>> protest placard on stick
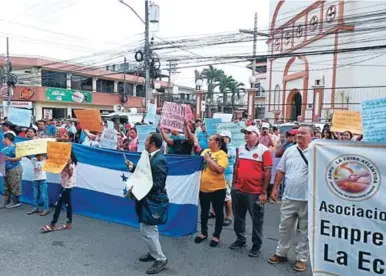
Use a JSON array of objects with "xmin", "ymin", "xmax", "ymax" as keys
[
  {"xmin": 330, "ymin": 110, "xmax": 363, "ymax": 134},
  {"xmin": 160, "ymin": 102, "xmax": 186, "ymax": 132},
  {"xmin": 74, "ymin": 109, "xmax": 103, "ymax": 132},
  {"xmin": 43, "ymin": 142, "xmax": 72, "ymax": 173}
]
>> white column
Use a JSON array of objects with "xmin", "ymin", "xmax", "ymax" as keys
[
  {"xmin": 114, "ymin": 81, "xmax": 118, "ymax": 93},
  {"xmin": 92, "ymin": 77, "xmax": 97, "ymax": 92},
  {"xmin": 133, "ymin": 84, "xmax": 137, "ymax": 96},
  {"xmin": 66, "ymin": 74, "xmax": 72, "ymax": 89}
]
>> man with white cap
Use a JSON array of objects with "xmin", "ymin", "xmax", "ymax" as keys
[
  {"xmin": 259, "ymin": 122, "xmax": 274, "ymax": 148},
  {"xmin": 229, "ymin": 125, "xmax": 273, "ymax": 257},
  {"xmin": 219, "ymin": 130, "xmax": 235, "ymax": 226}
]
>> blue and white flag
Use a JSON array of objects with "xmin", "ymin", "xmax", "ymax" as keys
[{"xmin": 0, "ymin": 136, "xmax": 203, "ymax": 237}]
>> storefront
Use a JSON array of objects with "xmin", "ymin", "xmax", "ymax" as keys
[
  {"xmin": 7, "ymin": 86, "xmax": 144, "ymax": 121},
  {"xmin": 37, "ymin": 87, "xmax": 113, "ymax": 120}
]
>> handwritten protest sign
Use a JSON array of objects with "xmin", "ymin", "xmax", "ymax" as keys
[
  {"xmin": 8, "ymin": 107, "xmax": 32, "ymax": 127},
  {"xmin": 330, "ymin": 110, "xmax": 363, "ymax": 134},
  {"xmin": 204, "ymin": 118, "xmax": 222, "ymax": 136},
  {"xmin": 16, "ymin": 138, "xmax": 56, "ymax": 158},
  {"xmin": 160, "ymin": 102, "xmax": 186, "ymax": 132},
  {"xmin": 43, "ymin": 142, "xmax": 72, "ymax": 173},
  {"xmin": 125, "ymin": 150, "xmax": 153, "ymax": 200},
  {"xmin": 137, "ymin": 125, "xmax": 156, "ymax": 152},
  {"xmin": 213, "ymin": 113, "xmax": 233, "ymax": 122},
  {"xmin": 74, "ymin": 109, "xmax": 103, "ymax": 132},
  {"xmin": 99, "ymin": 128, "xmax": 118, "ymax": 150},
  {"xmin": 144, "ymin": 103, "xmax": 157, "ymax": 124},
  {"xmin": 216, "ymin": 122, "xmax": 245, "ymax": 148},
  {"xmin": 184, "ymin": 104, "xmax": 193, "ymax": 122},
  {"xmin": 360, "ymin": 98, "xmax": 386, "ymax": 142}
]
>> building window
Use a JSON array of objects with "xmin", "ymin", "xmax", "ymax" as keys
[
  {"xmin": 42, "ymin": 108, "xmax": 67, "ymax": 120},
  {"xmin": 136, "ymin": 85, "xmax": 145, "ymax": 97},
  {"xmin": 41, "ymin": 70, "xmax": 67, "ymax": 89},
  {"xmin": 71, "ymin": 75, "xmax": 93, "ymax": 91},
  {"xmin": 255, "ymin": 106, "xmax": 265, "ymax": 119},
  {"xmin": 118, "ymin": 82, "xmax": 133, "ymax": 96},
  {"xmin": 96, "ymin": 79, "xmax": 114, "ymax": 93}
]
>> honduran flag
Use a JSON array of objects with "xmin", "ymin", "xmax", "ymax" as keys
[{"xmin": 0, "ymin": 136, "xmax": 203, "ymax": 237}]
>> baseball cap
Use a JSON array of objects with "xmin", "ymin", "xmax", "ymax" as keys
[
  {"xmin": 261, "ymin": 122, "xmax": 270, "ymax": 129},
  {"xmin": 241, "ymin": 125, "xmax": 260, "ymax": 135},
  {"xmin": 220, "ymin": 130, "xmax": 232, "ymax": 141},
  {"xmin": 287, "ymin": 129, "xmax": 298, "ymax": 136}
]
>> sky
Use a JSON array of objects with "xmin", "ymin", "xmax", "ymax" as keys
[{"xmin": 0, "ymin": 0, "xmax": 270, "ymax": 89}]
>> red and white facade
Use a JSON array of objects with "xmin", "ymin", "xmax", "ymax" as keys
[{"xmin": 266, "ymin": 0, "xmax": 386, "ymax": 122}]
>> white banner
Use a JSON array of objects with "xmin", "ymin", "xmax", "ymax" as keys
[
  {"xmin": 3, "ymin": 101, "xmax": 33, "ymax": 109},
  {"xmin": 309, "ymin": 140, "xmax": 386, "ymax": 276},
  {"xmin": 126, "ymin": 150, "xmax": 153, "ymax": 201}
]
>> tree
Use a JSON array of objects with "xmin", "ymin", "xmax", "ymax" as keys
[
  {"xmin": 230, "ymin": 82, "xmax": 245, "ymax": 111},
  {"xmin": 201, "ymin": 65, "xmax": 222, "ymax": 100}
]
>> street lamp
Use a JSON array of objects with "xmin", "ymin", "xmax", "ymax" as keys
[
  {"xmin": 154, "ymin": 82, "xmax": 161, "ymax": 90},
  {"xmin": 249, "ymin": 75, "xmax": 256, "ymax": 89},
  {"xmin": 195, "ymin": 78, "xmax": 203, "ymax": 90}
]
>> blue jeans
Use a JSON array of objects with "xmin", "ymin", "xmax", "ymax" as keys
[{"xmin": 33, "ymin": 180, "xmax": 49, "ymax": 211}]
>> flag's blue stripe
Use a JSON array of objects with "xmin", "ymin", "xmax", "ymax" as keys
[
  {"xmin": 2, "ymin": 180, "xmax": 198, "ymax": 237},
  {"xmin": 6, "ymin": 135, "xmax": 204, "ymax": 176}
]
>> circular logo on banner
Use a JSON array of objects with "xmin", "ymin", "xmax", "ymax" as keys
[{"xmin": 326, "ymin": 155, "xmax": 381, "ymax": 201}]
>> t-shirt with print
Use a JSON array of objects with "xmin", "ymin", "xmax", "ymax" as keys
[
  {"xmin": 200, "ymin": 149, "xmax": 229, "ymax": 192},
  {"xmin": 1, "ymin": 144, "xmax": 21, "ymax": 172},
  {"xmin": 32, "ymin": 157, "xmax": 47, "ymax": 181},
  {"xmin": 61, "ymin": 163, "xmax": 76, "ymax": 189}
]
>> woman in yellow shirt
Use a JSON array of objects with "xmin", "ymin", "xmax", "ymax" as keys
[{"xmin": 194, "ymin": 134, "xmax": 229, "ymax": 247}]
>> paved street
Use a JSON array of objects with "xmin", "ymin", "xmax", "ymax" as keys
[{"xmin": 0, "ymin": 196, "xmax": 312, "ymax": 276}]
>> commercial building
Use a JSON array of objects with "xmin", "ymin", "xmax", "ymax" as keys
[{"xmin": 0, "ymin": 56, "xmax": 169, "ymax": 120}]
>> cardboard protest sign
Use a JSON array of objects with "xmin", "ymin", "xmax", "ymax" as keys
[
  {"xmin": 360, "ymin": 98, "xmax": 386, "ymax": 142},
  {"xmin": 216, "ymin": 122, "xmax": 245, "ymax": 148},
  {"xmin": 183, "ymin": 104, "xmax": 193, "ymax": 122},
  {"xmin": 213, "ymin": 113, "xmax": 233, "ymax": 122},
  {"xmin": 160, "ymin": 102, "xmax": 188, "ymax": 132},
  {"xmin": 99, "ymin": 128, "xmax": 118, "ymax": 150},
  {"xmin": 125, "ymin": 150, "xmax": 153, "ymax": 200},
  {"xmin": 204, "ymin": 118, "xmax": 222, "ymax": 136},
  {"xmin": 16, "ymin": 138, "xmax": 56, "ymax": 158},
  {"xmin": 43, "ymin": 142, "xmax": 72, "ymax": 173},
  {"xmin": 144, "ymin": 103, "xmax": 157, "ymax": 124},
  {"xmin": 8, "ymin": 107, "xmax": 32, "ymax": 127},
  {"xmin": 330, "ymin": 110, "xmax": 363, "ymax": 134},
  {"xmin": 74, "ymin": 109, "xmax": 103, "ymax": 132},
  {"xmin": 137, "ymin": 125, "xmax": 156, "ymax": 152}
]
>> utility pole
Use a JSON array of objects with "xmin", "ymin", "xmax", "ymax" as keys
[
  {"xmin": 144, "ymin": 0, "xmax": 151, "ymax": 107},
  {"xmin": 123, "ymin": 56, "xmax": 127, "ymax": 97},
  {"xmin": 239, "ymin": 13, "xmax": 270, "ymax": 78},
  {"xmin": 5, "ymin": 37, "xmax": 11, "ymax": 116},
  {"xmin": 166, "ymin": 60, "xmax": 177, "ymax": 95}
]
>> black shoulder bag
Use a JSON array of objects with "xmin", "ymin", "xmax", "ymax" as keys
[{"xmin": 296, "ymin": 147, "xmax": 308, "ymax": 166}]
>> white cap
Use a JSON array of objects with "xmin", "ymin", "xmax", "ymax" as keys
[
  {"xmin": 220, "ymin": 130, "xmax": 232, "ymax": 141},
  {"xmin": 261, "ymin": 122, "xmax": 270, "ymax": 129},
  {"xmin": 241, "ymin": 125, "xmax": 260, "ymax": 136}
]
